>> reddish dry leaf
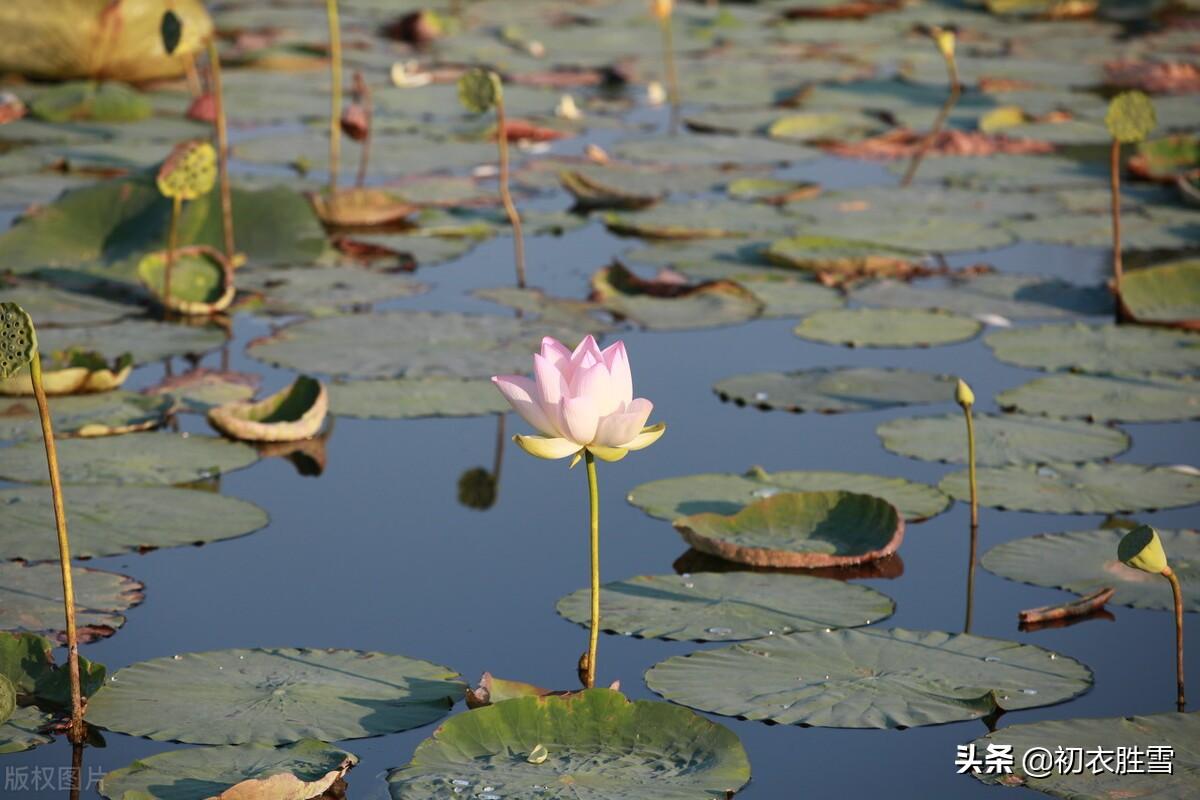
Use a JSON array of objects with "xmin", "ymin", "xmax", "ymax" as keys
[
  {"xmin": 143, "ymin": 368, "xmax": 261, "ymax": 400},
  {"xmin": 978, "ymin": 76, "xmax": 1039, "ymax": 93},
  {"xmin": 186, "ymin": 92, "xmax": 216, "ymax": 123},
  {"xmin": 822, "ymin": 128, "xmax": 1054, "ymax": 160},
  {"xmin": 496, "ymin": 119, "xmax": 570, "ymax": 143},
  {"xmin": 1105, "ymin": 59, "xmax": 1200, "ymax": 94},
  {"xmin": 0, "ymin": 92, "xmax": 27, "ymax": 125},
  {"xmin": 465, "ymin": 672, "xmax": 620, "ymax": 709},
  {"xmin": 510, "ymin": 68, "xmax": 606, "ymax": 89},
  {"xmin": 783, "ymin": 0, "xmax": 906, "ymax": 20},
  {"xmin": 332, "ymin": 237, "xmax": 418, "ymax": 270},
  {"xmin": 1019, "ymin": 587, "xmax": 1115, "ymax": 625},
  {"xmin": 340, "ymin": 103, "xmax": 368, "ymax": 141}
]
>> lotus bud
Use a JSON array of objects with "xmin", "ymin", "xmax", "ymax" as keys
[
  {"xmin": 340, "ymin": 103, "xmax": 369, "ymax": 141},
  {"xmin": 1118, "ymin": 524, "xmax": 1169, "ymax": 575},
  {"xmin": 931, "ymin": 26, "xmax": 956, "ymax": 61},
  {"xmin": 955, "ymin": 378, "xmax": 975, "ymax": 409}
]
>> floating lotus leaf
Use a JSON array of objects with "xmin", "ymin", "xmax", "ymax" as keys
[
  {"xmin": 0, "ymin": 390, "xmax": 171, "ymax": 440},
  {"xmin": 0, "ymin": 674, "xmax": 11, "ymax": 725},
  {"xmin": 726, "ymin": 177, "xmax": 822, "ymax": 205},
  {"xmin": 559, "ymin": 169, "xmax": 663, "ymax": 211},
  {"xmin": 766, "ymin": 235, "xmax": 923, "ymax": 283},
  {"xmin": 940, "ymin": 462, "xmax": 1200, "ymax": 513},
  {"xmin": 1121, "ymin": 259, "xmax": 1200, "ymax": 327},
  {"xmin": 672, "ymin": 491, "xmax": 904, "ymax": 568},
  {"xmin": 997, "ymin": 372, "xmax": 1200, "ymax": 423},
  {"xmin": 768, "ymin": 112, "xmax": 881, "ymax": 142},
  {"xmin": 0, "ymin": 562, "xmax": 142, "ymax": 642},
  {"xmin": 330, "ymin": 378, "xmax": 510, "ymax": 419},
  {"xmin": 982, "ymin": 528, "xmax": 1199, "ymax": 612},
  {"xmin": 888, "ymin": 154, "xmax": 1108, "ymax": 190},
  {"xmin": 137, "ymin": 246, "xmax": 235, "ymax": 315},
  {"xmin": 0, "ymin": 485, "xmax": 268, "ymax": 561},
  {"xmin": 985, "ymin": 323, "xmax": 1200, "ymax": 376},
  {"xmin": 0, "ymin": 707, "xmax": 53, "ymax": 755},
  {"xmin": 473, "ymin": 287, "xmax": 614, "ymax": 337},
  {"xmin": 85, "ymin": 648, "xmax": 465, "ymax": 745},
  {"xmin": 877, "ymin": 413, "xmax": 1130, "ymax": 466},
  {"xmin": 603, "ymin": 200, "xmax": 793, "ymax": 240},
  {"xmin": 736, "ymin": 277, "xmax": 843, "ymax": 317},
  {"xmin": 625, "ymin": 239, "xmax": 780, "ymax": 282},
  {"xmin": 29, "ymin": 81, "xmax": 152, "ymax": 123},
  {"xmin": 629, "ymin": 467, "xmax": 950, "ymax": 523},
  {"xmin": 0, "ymin": 284, "xmax": 137, "ymax": 327},
  {"xmin": 156, "ymin": 140, "xmax": 216, "ymax": 200},
  {"xmin": 614, "ymin": 134, "xmax": 818, "ymax": 166},
  {"xmin": 239, "ymin": 266, "xmax": 427, "ymax": 317},
  {"xmin": 99, "ymin": 739, "xmax": 359, "ymax": 800},
  {"xmin": 1007, "ymin": 206, "xmax": 1200, "ymax": 250},
  {"xmin": 0, "ymin": 302, "xmax": 37, "ymax": 379},
  {"xmin": 646, "ymin": 628, "xmax": 1092, "ymax": 729},
  {"xmin": 145, "ymin": 368, "xmax": 261, "ymax": 413},
  {"xmin": 458, "ymin": 68, "xmax": 501, "ymax": 114},
  {"xmin": 810, "ymin": 215, "xmax": 1015, "ymax": 253},
  {"xmin": 1106, "ymin": 91, "xmax": 1157, "ymax": 144},
  {"xmin": 968, "ymin": 712, "xmax": 1200, "ymax": 798},
  {"xmin": 248, "ymin": 311, "xmax": 573, "ymax": 379},
  {"xmin": 1131, "ymin": 135, "xmax": 1199, "ymax": 181},
  {"xmin": 309, "ymin": 188, "xmax": 418, "ymax": 228},
  {"xmin": 36, "ymin": 319, "xmax": 225, "ymax": 365},
  {"xmin": 590, "ymin": 263, "xmax": 764, "ymax": 331},
  {"xmin": 714, "ymin": 366, "xmax": 955, "ymax": 413},
  {"xmin": 208, "ymin": 376, "xmax": 328, "ymax": 443},
  {"xmin": 387, "ymin": 688, "xmax": 751, "ymax": 800},
  {"xmin": 794, "ymin": 308, "xmax": 982, "ymax": 348},
  {"xmin": 0, "ymin": 433, "xmax": 259, "ymax": 485},
  {"xmin": 556, "ymin": 572, "xmax": 894, "ymax": 642},
  {"xmin": 851, "ymin": 274, "xmax": 1112, "ymax": 320}
]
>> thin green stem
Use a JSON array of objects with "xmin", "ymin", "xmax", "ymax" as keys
[
  {"xmin": 31, "ymin": 352, "xmax": 84, "ymax": 743},
  {"xmin": 584, "ymin": 450, "xmax": 600, "ymax": 689},
  {"xmin": 163, "ymin": 195, "xmax": 182, "ymax": 318},
  {"xmin": 965, "ymin": 405, "xmax": 978, "ymax": 529},
  {"xmin": 494, "ymin": 96, "xmax": 527, "ymax": 288},
  {"xmin": 327, "ymin": 0, "xmax": 343, "ymax": 204},
  {"xmin": 964, "ymin": 520, "xmax": 978, "ymax": 634},
  {"xmin": 208, "ymin": 38, "xmax": 235, "ymax": 262},
  {"xmin": 1164, "ymin": 568, "xmax": 1186, "ymax": 711},
  {"xmin": 901, "ymin": 59, "xmax": 960, "ymax": 187},
  {"xmin": 1111, "ymin": 139, "xmax": 1124, "ymax": 317},
  {"xmin": 660, "ymin": 16, "xmax": 681, "ymax": 135}
]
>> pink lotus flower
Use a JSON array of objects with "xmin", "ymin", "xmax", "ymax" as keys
[{"xmin": 492, "ymin": 335, "xmax": 665, "ymax": 464}]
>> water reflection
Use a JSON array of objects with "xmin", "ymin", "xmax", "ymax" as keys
[
  {"xmin": 673, "ymin": 548, "xmax": 905, "ymax": 581},
  {"xmin": 256, "ymin": 417, "xmax": 335, "ymax": 477},
  {"xmin": 456, "ymin": 414, "xmax": 507, "ymax": 511}
]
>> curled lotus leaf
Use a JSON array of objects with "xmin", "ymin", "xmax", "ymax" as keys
[
  {"xmin": 208, "ymin": 375, "xmax": 328, "ymax": 443},
  {"xmin": 1120, "ymin": 259, "xmax": 1200, "ymax": 328},
  {"xmin": 1105, "ymin": 90, "xmax": 1157, "ymax": 144},
  {"xmin": 458, "ymin": 68, "xmax": 502, "ymax": 114},
  {"xmin": 137, "ymin": 245, "xmax": 235, "ymax": 316},
  {"xmin": 0, "ymin": 302, "xmax": 37, "ymax": 380},
  {"xmin": 156, "ymin": 139, "xmax": 217, "ymax": 200}
]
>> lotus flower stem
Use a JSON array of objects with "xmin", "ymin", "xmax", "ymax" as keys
[
  {"xmin": 901, "ymin": 31, "xmax": 960, "ymax": 188},
  {"xmin": 30, "ymin": 352, "xmax": 85, "ymax": 743},
  {"xmin": 326, "ymin": 0, "xmax": 343, "ymax": 206},
  {"xmin": 163, "ymin": 195, "xmax": 182, "ymax": 319},
  {"xmin": 207, "ymin": 38, "xmax": 235, "ymax": 263},
  {"xmin": 70, "ymin": 740, "xmax": 83, "ymax": 799},
  {"xmin": 354, "ymin": 72, "xmax": 373, "ymax": 189},
  {"xmin": 1164, "ymin": 567, "xmax": 1185, "ymax": 711},
  {"xmin": 1110, "ymin": 139, "xmax": 1124, "ymax": 313},
  {"xmin": 658, "ymin": 13, "xmax": 681, "ymax": 135},
  {"xmin": 493, "ymin": 93, "xmax": 527, "ymax": 288},
  {"xmin": 964, "ymin": 520, "xmax": 978, "ymax": 634},
  {"xmin": 584, "ymin": 449, "xmax": 601, "ymax": 688},
  {"xmin": 964, "ymin": 407, "xmax": 978, "ymax": 528}
]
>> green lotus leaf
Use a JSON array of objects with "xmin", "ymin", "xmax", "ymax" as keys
[
  {"xmin": 0, "ymin": 485, "xmax": 268, "ymax": 561},
  {"xmin": 629, "ymin": 467, "xmax": 950, "ymax": 523},
  {"xmin": 794, "ymin": 308, "xmax": 982, "ymax": 348},
  {"xmin": 646, "ymin": 628, "xmax": 1092, "ymax": 729},
  {"xmin": 86, "ymin": 647, "xmax": 465, "ymax": 745},
  {"xmin": 0, "ymin": 302, "xmax": 37, "ymax": 380},
  {"xmin": 672, "ymin": 491, "xmax": 903, "ymax": 568},
  {"xmin": 624, "ymin": 239, "xmax": 781, "ymax": 282},
  {"xmin": 981, "ymin": 528, "xmax": 1199, "ymax": 612},
  {"xmin": 145, "ymin": 368, "xmax": 260, "ymax": 414},
  {"xmin": 0, "ymin": 674, "xmax": 13, "ymax": 725},
  {"xmin": 241, "ymin": 266, "xmax": 428, "ymax": 317},
  {"xmin": 603, "ymin": 200, "xmax": 795, "ymax": 240},
  {"xmin": 808, "ymin": 215, "xmax": 1015, "ymax": 254},
  {"xmin": 766, "ymin": 235, "xmax": 922, "ymax": 282},
  {"xmin": 30, "ymin": 81, "xmax": 152, "ymax": 123},
  {"xmin": 715, "ymin": 366, "xmax": 955, "ymax": 414},
  {"xmin": 330, "ymin": 378, "xmax": 510, "ymax": 419},
  {"xmin": 99, "ymin": 739, "xmax": 359, "ymax": 800},
  {"xmin": 968, "ymin": 712, "xmax": 1200, "ymax": 798},
  {"xmin": 725, "ymin": 177, "xmax": 822, "ymax": 205},
  {"xmin": 1106, "ymin": 91, "xmax": 1157, "ymax": 144},
  {"xmin": 888, "ymin": 154, "xmax": 1108, "ymax": 190},
  {"xmin": 877, "ymin": 413, "xmax": 1130, "ymax": 466},
  {"xmin": 0, "ymin": 563, "xmax": 141, "ymax": 642},
  {"xmin": 939, "ymin": 462, "xmax": 1200, "ymax": 514},
  {"xmin": 0, "ymin": 707, "xmax": 54, "ymax": 755},
  {"xmin": 457, "ymin": 67, "xmax": 502, "ymax": 114},
  {"xmin": 1121, "ymin": 259, "xmax": 1200, "ymax": 326},
  {"xmin": 851, "ymin": 274, "xmax": 1112, "ymax": 320},
  {"xmin": 387, "ymin": 688, "xmax": 751, "ymax": 800},
  {"xmin": 0, "ymin": 432, "xmax": 259, "ymax": 485},
  {"xmin": 997, "ymin": 372, "xmax": 1200, "ymax": 423},
  {"xmin": 0, "ymin": 631, "xmax": 104, "ymax": 709},
  {"xmin": 735, "ymin": 276, "xmax": 843, "ymax": 317},
  {"xmin": 0, "ymin": 283, "xmax": 138, "ymax": 327},
  {"xmin": 985, "ymin": 323, "xmax": 1200, "ymax": 376},
  {"xmin": 248, "ymin": 311, "xmax": 576, "ymax": 379},
  {"xmin": 614, "ymin": 134, "xmax": 818, "ymax": 166},
  {"xmin": 1007, "ymin": 206, "xmax": 1199, "ymax": 250},
  {"xmin": 558, "ymin": 169, "xmax": 663, "ymax": 211},
  {"xmin": 137, "ymin": 246, "xmax": 233, "ymax": 315},
  {"xmin": 208, "ymin": 375, "xmax": 328, "ymax": 443},
  {"xmin": 1132, "ymin": 134, "xmax": 1199, "ymax": 181},
  {"xmin": 0, "ymin": 391, "xmax": 172, "ymax": 441},
  {"xmin": 35, "ymin": 319, "xmax": 226, "ymax": 366},
  {"xmin": 557, "ymin": 572, "xmax": 894, "ymax": 642},
  {"xmin": 473, "ymin": 287, "xmax": 614, "ymax": 336},
  {"xmin": 590, "ymin": 263, "xmax": 764, "ymax": 331}
]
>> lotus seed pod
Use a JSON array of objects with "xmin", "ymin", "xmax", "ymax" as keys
[
  {"xmin": 156, "ymin": 139, "xmax": 217, "ymax": 200},
  {"xmin": 955, "ymin": 378, "xmax": 975, "ymax": 408},
  {"xmin": 1118, "ymin": 524, "xmax": 1169, "ymax": 575},
  {"xmin": 651, "ymin": 0, "xmax": 674, "ymax": 20},
  {"xmin": 1106, "ymin": 91, "xmax": 1157, "ymax": 144},
  {"xmin": 458, "ymin": 67, "xmax": 501, "ymax": 114},
  {"xmin": 0, "ymin": 302, "xmax": 37, "ymax": 380}
]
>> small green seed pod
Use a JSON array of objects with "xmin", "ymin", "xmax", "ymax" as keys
[
  {"xmin": 0, "ymin": 302, "xmax": 37, "ymax": 379},
  {"xmin": 458, "ymin": 67, "xmax": 502, "ymax": 114},
  {"xmin": 1105, "ymin": 91, "xmax": 1157, "ymax": 144}
]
